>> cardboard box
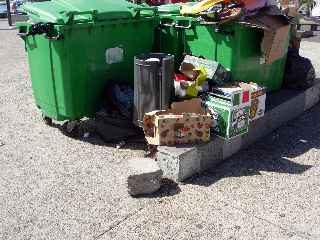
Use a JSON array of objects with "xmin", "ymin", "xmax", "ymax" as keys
[
  {"xmin": 250, "ymin": 87, "xmax": 266, "ymax": 121},
  {"xmin": 203, "ymin": 84, "xmax": 251, "ymax": 139},
  {"xmin": 143, "ymin": 98, "xmax": 212, "ymax": 146},
  {"xmin": 211, "ymin": 83, "xmax": 252, "ymax": 108},
  {"xmin": 180, "ymin": 55, "xmax": 231, "ymax": 85},
  {"xmin": 239, "ymin": 13, "xmax": 290, "ymax": 64},
  {"xmin": 203, "ymin": 94, "xmax": 250, "ymax": 139},
  {"xmin": 239, "ymin": 82, "xmax": 267, "ymax": 122}
]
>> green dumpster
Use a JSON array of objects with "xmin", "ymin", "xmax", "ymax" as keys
[
  {"xmin": 157, "ymin": 4, "xmax": 290, "ymax": 91},
  {"xmin": 17, "ymin": 0, "xmax": 158, "ymax": 121}
]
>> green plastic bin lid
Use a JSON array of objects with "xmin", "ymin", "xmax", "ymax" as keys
[
  {"xmin": 157, "ymin": 2, "xmax": 195, "ymax": 15},
  {"xmin": 22, "ymin": 0, "xmax": 155, "ymax": 24}
]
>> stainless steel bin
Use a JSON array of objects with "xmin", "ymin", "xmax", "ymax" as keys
[{"xmin": 133, "ymin": 53, "xmax": 174, "ymax": 127}]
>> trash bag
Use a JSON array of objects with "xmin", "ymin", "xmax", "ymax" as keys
[
  {"xmin": 110, "ymin": 84, "xmax": 134, "ymax": 119},
  {"xmin": 240, "ymin": 0, "xmax": 267, "ymax": 11},
  {"xmin": 283, "ymin": 48, "xmax": 315, "ymax": 90}
]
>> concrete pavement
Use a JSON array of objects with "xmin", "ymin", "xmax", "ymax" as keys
[{"xmin": 0, "ymin": 19, "xmax": 320, "ymax": 240}]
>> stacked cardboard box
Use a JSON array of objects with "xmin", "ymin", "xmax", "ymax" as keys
[{"xmin": 203, "ymin": 84, "xmax": 251, "ymax": 139}]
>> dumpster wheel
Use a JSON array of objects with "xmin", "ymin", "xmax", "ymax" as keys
[{"xmin": 62, "ymin": 120, "xmax": 81, "ymax": 138}]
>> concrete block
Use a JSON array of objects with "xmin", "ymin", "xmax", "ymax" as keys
[
  {"xmin": 304, "ymin": 80, "xmax": 320, "ymax": 110},
  {"xmin": 157, "ymin": 82, "xmax": 320, "ymax": 182},
  {"xmin": 157, "ymin": 146, "xmax": 198, "ymax": 182},
  {"xmin": 199, "ymin": 138, "xmax": 224, "ymax": 172},
  {"xmin": 223, "ymin": 137, "xmax": 242, "ymax": 159},
  {"xmin": 178, "ymin": 148, "xmax": 200, "ymax": 181},
  {"xmin": 241, "ymin": 116, "xmax": 267, "ymax": 149},
  {"xmin": 127, "ymin": 158, "xmax": 163, "ymax": 196}
]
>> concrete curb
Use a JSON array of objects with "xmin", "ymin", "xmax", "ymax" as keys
[{"xmin": 157, "ymin": 81, "xmax": 320, "ymax": 182}]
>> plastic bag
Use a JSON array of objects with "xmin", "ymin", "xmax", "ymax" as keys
[
  {"xmin": 186, "ymin": 66, "xmax": 208, "ymax": 97},
  {"xmin": 283, "ymin": 48, "xmax": 315, "ymax": 90},
  {"xmin": 111, "ymin": 84, "xmax": 134, "ymax": 119}
]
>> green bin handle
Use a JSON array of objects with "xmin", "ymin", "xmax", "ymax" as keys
[
  {"xmin": 131, "ymin": 7, "xmax": 158, "ymax": 17},
  {"xmin": 175, "ymin": 19, "xmax": 193, "ymax": 29},
  {"xmin": 160, "ymin": 18, "xmax": 175, "ymax": 27},
  {"xmin": 66, "ymin": 10, "xmax": 98, "ymax": 24}
]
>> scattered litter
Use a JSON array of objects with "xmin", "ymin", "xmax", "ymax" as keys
[
  {"xmin": 65, "ymin": 121, "xmax": 78, "ymax": 133},
  {"xmin": 83, "ymin": 132, "xmax": 90, "ymax": 139},
  {"xmin": 116, "ymin": 141, "xmax": 126, "ymax": 149},
  {"xmin": 174, "ymin": 55, "xmax": 230, "ymax": 99},
  {"xmin": 145, "ymin": 145, "xmax": 158, "ymax": 158},
  {"xmin": 180, "ymin": 55, "xmax": 231, "ymax": 86},
  {"xmin": 111, "ymin": 84, "xmax": 134, "ymax": 120}
]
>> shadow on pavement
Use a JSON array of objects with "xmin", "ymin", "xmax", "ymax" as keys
[
  {"xmin": 185, "ymin": 104, "xmax": 320, "ymax": 187},
  {"xmin": 133, "ymin": 178, "xmax": 181, "ymax": 199}
]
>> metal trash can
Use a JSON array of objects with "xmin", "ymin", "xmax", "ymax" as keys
[
  {"xmin": 133, "ymin": 53, "xmax": 174, "ymax": 127},
  {"xmin": 16, "ymin": 0, "xmax": 158, "ymax": 121}
]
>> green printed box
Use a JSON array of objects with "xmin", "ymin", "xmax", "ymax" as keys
[{"xmin": 203, "ymin": 94, "xmax": 250, "ymax": 139}]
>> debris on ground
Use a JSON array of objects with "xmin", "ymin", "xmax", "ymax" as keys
[
  {"xmin": 110, "ymin": 83, "xmax": 134, "ymax": 120},
  {"xmin": 83, "ymin": 132, "xmax": 90, "ymax": 139},
  {"xmin": 15, "ymin": 0, "xmax": 318, "ymax": 192},
  {"xmin": 116, "ymin": 140, "xmax": 126, "ymax": 149}
]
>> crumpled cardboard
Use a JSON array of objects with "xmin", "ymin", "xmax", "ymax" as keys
[
  {"xmin": 239, "ymin": 12, "xmax": 290, "ymax": 64},
  {"xmin": 143, "ymin": 98, "xmax": 213, "ymax": 146},
  {"xmin": 175, "ymin": 66, "xmax": 208, "ymax": 98},
  {"xmin": 180, "ymin": 55, "xmax": 231, "ymax": 85}
]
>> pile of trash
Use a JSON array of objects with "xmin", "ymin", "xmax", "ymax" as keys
[
  {"xmin": 179, "ymin": 0, "xmax": 283, "ymax": 22},
  {"xmin": 16, "ymin": 0, "xmax": 315, "ymax": 152},
  {"xmin": 141, "ymin": 55, "xmax": 267, "ymax": 146},
  {"xmin": 104, "ymin": 54, "xmax": 265, "ymax": 146},
  {"xmin": 106, "ymin": 0, "xmax": 315, "ymax": 147}
]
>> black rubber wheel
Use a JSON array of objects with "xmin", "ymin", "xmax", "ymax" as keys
[
  {"xmin": 62, "ymin": 120, "xmax": 81, "ymax": 138},
  {"xmin": 42, "ymin": 114, "xmax": 53, "ymax": 126}
]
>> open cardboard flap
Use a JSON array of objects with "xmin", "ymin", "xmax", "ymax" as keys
[
  {"xmin": 170, "ymin": 98, "xmax": 206, "ymax": 115},
  {"xmin": 239, "ymin": 11, "xmax": 290, "ymax": 64},
  {"xmin": 145, "ymin": 98, "xmax": 206, "ymax": 117}
]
